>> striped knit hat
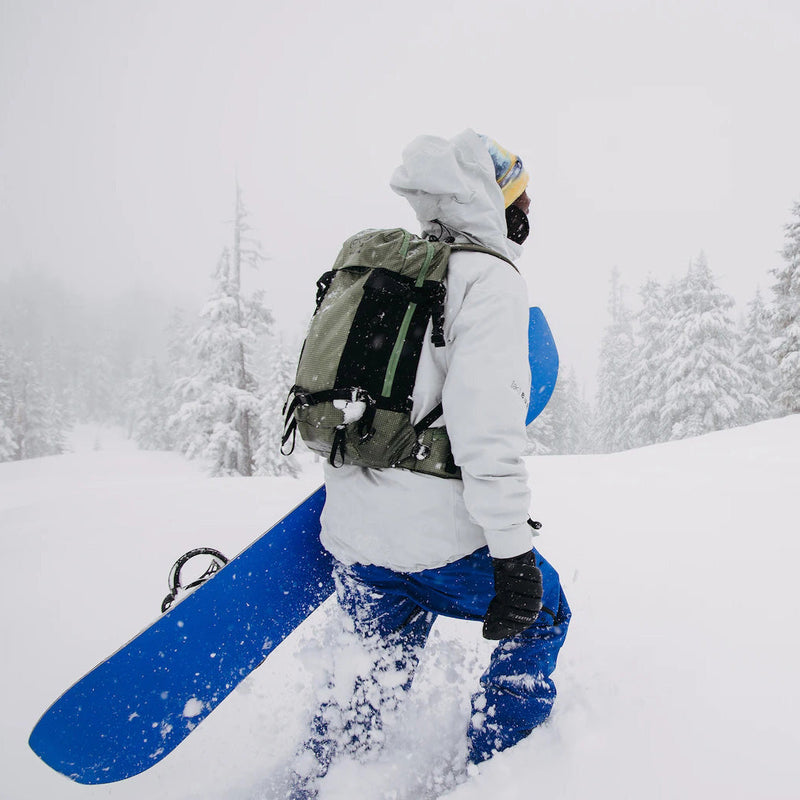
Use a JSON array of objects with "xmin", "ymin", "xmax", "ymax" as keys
[{"xmin": 479, "ymin": 135, "xmax": 529, "ymax": 208}]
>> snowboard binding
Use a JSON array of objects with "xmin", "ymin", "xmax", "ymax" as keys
[{"xmin": 161, "ymin": 547, "xmax": 229, "ymax": 613}]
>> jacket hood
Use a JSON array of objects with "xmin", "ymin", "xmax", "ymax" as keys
[{"xmin": 390, "ymin": 129, "xmax": 523, "ymax": 262}]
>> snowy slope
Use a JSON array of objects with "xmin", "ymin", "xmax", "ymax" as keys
[{"xmin": 2, "ymin": 419, "xmax": 799, "ymax": 799}]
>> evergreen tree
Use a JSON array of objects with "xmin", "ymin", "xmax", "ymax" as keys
[
  {"xmin": 161, "ymin": 307, "xmax": 196, "ymax": 440},
  {"xmin": 557, "ymin": 368, "xmax": 592, "ymax": 453},
  {"xmin": 593, "ymin": 268, "xmax": 636, "ymax": 452},
  {"xmin": 563, "ymin": 369, "xmax": 592, "ymax": 453},
  {"xmin": 126, "ymin": 358, "xmax": 174, "ymax": 450},
  {"xmin": 166, "ymin": 308, "xmax": 195, "ymax": 378},
  {"xmin": 527, "ymin": 366, "xmax": 592, "ymax": 455},
  {"xmin": 628, "ymin": 277, "xmax": 670, "ymax": 448},
  {"xmin": 524, "ymin": 393, "xmax": 556, "ymax": 455},
  {"xmin": 738, "ymin": 288, "xmax": 779, "ymax": 423},
  {"xmin": 0, "ymin": 345, "xmax": 16, "ymax": 461},
  {"xmin": 255, "ymin": 339, "xmax": 301, "ymax": 476},
  {"xmin": 126, "ymin": 308, "xmax": 199, "ymax": 451},
  {"xmin": 170, "ymin": 186, "xmax": 273, "ymax": 476},
  {"xmin": 770, "ymin": 201, "xmax": 800, "ymax": 414},
  {"xmin": 0, "ymin": 417, "xmax": 13, "ymax": 461},
  {"xmin": 659, "ymin": 253, "xmax": 743, "ymax": 440},
  {"xmin": 2, "ymin": 351, "xmax": 65, "ymax": 460},
  {"xmin": 78, "ymin": 347, "xmax": 117, "ymax": 423}
]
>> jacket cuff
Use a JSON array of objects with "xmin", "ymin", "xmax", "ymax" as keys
[{"xmin": 484, "ymin": 522, "xmax": 533, "ymax": 560}]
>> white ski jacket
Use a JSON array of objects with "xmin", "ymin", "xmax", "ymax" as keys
[{"xmin": 319, "ymin": 129, "xmax": 533, "ymax": 572}]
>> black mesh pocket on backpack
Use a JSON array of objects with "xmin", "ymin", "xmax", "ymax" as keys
[{"xmin": 334, "ymin": 268, "xmax": 433, "ymax": 413}]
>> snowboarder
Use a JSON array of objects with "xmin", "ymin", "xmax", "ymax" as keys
[{"xmin": 290, "ymin": 129, "xmax": 570, "ymax": 794}]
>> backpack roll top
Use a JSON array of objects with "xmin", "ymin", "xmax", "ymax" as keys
[{"xmin": 283, "ymin": 228, "xmax": 460, "ymax": 477}]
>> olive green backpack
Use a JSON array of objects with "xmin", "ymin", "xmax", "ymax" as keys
[{"xmin": 282, "ymin": 228, "xmax": 514, "ymax": 478}]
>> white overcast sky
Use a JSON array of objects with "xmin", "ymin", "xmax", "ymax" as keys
[{"xmin": 1, "ymin": 0, "xmax": 799, "ymax": 388}]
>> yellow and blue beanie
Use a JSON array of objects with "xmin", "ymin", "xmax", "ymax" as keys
[{"xmin": 479, "ymin": 135, "xmax": 529, "ymax": 208}]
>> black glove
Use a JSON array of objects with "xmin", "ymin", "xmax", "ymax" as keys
[{"xmin": 482, "ymin": 551, "xmax": 543, "ymax": 640}]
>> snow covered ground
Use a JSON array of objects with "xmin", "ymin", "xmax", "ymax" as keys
[{"xmin": 2, "ymin": 418, "xmax": 799, "ymax": 799}]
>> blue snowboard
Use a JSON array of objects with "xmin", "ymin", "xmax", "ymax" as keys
[
  {"xmin": 526, "ymin": 306, "xmax": 559, "ymax": 424},
  {"xmin": 28, "ymin": 307, "xmax": 558, "ymax": 785}
]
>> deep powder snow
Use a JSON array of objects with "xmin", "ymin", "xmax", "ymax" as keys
[{"xmin": 3, "ymin": 419, "xmax": 799, "ymax": 799}]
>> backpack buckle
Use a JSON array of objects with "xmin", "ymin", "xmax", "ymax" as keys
[
  {"xmin": 294, "ymin": 390, "xmax": 312, "ymax": 410},
  {"xmin": 413, "ymin": 438, "xmax": 431, "ymax": 461}
]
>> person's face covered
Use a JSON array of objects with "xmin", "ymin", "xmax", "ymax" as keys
[{"xmin": 505, "ymin": 190, "xmax": 531, "ymax": 244}]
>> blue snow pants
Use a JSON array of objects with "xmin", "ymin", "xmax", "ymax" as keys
[{"xmin": 313, "ymin": 545, "xmax": 570, "ymax": 767}]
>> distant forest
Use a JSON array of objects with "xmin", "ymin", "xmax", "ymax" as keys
[
  {"xmin": 2, "ymin": 194, "xmax": 799, "ymax": 473},
  {"xmin": 527, "ymin": 200, "xmax": 800, "ymax": 455}
]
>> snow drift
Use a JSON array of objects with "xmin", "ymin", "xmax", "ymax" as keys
[{"xmin": 2, "ymin": 418, "xmax": 799, "ymax": 799}]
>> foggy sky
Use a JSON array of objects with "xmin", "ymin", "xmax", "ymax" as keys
[{"xmin": 2, "ymin": 0, "xmax": 799, "ymax": 388}]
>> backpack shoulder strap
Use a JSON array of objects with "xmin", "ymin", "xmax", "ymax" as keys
[{"xmin": 448, "ymin": 242, "xmax": 519, "ymax": 272}]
